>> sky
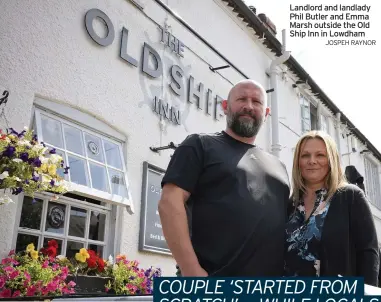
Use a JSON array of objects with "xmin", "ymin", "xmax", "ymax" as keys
[{"xmin": 245, "ymin": 0, "xmax": 381, "ymax": 151}]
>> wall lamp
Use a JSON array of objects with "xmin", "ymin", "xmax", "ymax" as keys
[
  {"xmin": 150, "ymin": 142, "xmax": 178, "ymax": 153},
  {"xmin": 360, "ymin": 149, "xmax": 371, "ymax": 154},
  {"xmin": 266, "ymin": 88, "xmax": 274, "ymax": 93}
]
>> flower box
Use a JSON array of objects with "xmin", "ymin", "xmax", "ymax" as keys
[{"xmin": 66, "ymin": 275, "xmax": 112, "ymax": 294}]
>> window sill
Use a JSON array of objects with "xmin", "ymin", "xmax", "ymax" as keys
[{"xmin": 68, "ymin": 182, "xmax": 134, "ymax": 214}]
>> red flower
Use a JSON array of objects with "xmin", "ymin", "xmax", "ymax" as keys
[
  {"xmin": 86, "ymin": 257, "xmax": 97, "ymax": 268},
  {"xmin": 41, "ymin": 246, "xmax": 57, "ymax": 258},
  {"xmin": 87, "ymin": 250, "xmax": 96, "ymax": 257},
  {"xmin": 97, "ymin": 258, "xmax": 105, "ymax": 272},
  {"xmin": 48, "ymin": 240, "xmax": 58, "ymax": 249}
]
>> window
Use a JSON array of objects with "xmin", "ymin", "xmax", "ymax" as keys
[
  {"xmin": 364, "ymin": 157, "xmax": 381, "ymax": 209},
  {"xmin": 300, "ymin": 95, "xmax": 318, "ymax": 133},
  {"xmin": 13, "ymin": 103, "xmax": 130, "ymax": 256},
  {"xmin": 34, "ymin": 109, "xmax": 129, "ymax": 202},
  {"xmin": 310, "ymin": 105, "xmax": 318, "ymax": 131},
  {"xmin": 320, "ymin": 114, "xmax": 329, "ymax": 133},
  {"xmin": 16, "ymin": 194, "xmax": 110, "ymax": 258}
]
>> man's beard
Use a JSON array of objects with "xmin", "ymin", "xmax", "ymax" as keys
[{"xmin": 227, "ymin": 110, "xmax": 264, "ymax": 138}]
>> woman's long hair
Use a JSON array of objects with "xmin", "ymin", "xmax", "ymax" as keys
[{"xmin": 291, "ymin": 130, "xmax": 347, "ymax": 203}]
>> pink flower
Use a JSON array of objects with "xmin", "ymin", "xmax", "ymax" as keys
[
  {"xmin": 9, "ymin": 270, "xmax": 19, "ymax": 280},
  {"xmin": 62, "ymin": 287, "xmax": 75, "ymax": 294},
  {"xmin": 0, "ymin": 289, "xmax": 11, "ymax": 298},
  {"xmin": 127, "ymin": 284, "xmax": 138, "ymax": 293},
  {"xmin": 12, "ymin": 290, "xmax": 21, "ymax": 297},
  {"xmin": 0, "ymin": 276, "xmax": 5, "ymax": 289},
  {"xmin": 24, "ymin": 271, "xmax": 31, "ymax": 281},
  {"xmin": 47, "ymin": 281, "xmax": 58, "ymax": 292},
  {"xmin": 8, "ymin": 249, "xmax": 15, "ymax": 256},
  {"xmin": 4, "ymin": 266, "xmax": 15, "ymax": 273},
  {"xmin": 26, "ymin": 285, "xmax": 36, "ymax": 297},
  {"xmin": 68, "ymin": 281, "xmax": 76, "ymax": 288},
  {"xmin": 60, "ymin": 266, "xmax": 68, "ymax": 279},
  {"xmin": 42, "ymin": 260, "xmax": 49, "ymax": 268},
  {"xmin": 41, "ymin": 288, "xmax": 48, "ymax": 296},
  {"xmin": 1, "ymin": 257, "xmax": 18, "ymax": 265}
]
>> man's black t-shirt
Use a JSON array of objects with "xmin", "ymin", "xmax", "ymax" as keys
[{"xmin": 161, "ymin": 131, "xmax": 290, "ymax": 276}]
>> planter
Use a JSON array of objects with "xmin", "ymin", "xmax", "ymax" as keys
[{"xmin": 66, "ymin": 274, "xmax": 113, "ymax": 294}]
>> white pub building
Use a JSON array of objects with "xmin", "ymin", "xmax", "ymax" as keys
[{"xmin": 1, "ymin": 0, "xmax": 381, "ymax": 276}]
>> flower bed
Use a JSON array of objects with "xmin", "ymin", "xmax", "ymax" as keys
[{"xmin": 0, "ymin": 240, "xmax": 162, "ymax": 298}]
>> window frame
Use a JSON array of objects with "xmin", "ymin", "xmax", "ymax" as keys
[
  {"xmin": 320, "ymin": 114, "xmax": 329, "ymax": 133},
  {"xmin": 364, "ymin": 155, "xmax": 381, "ymax": 210},
  {"xmin": 33, "ymin": 107, "xmax": 133, "ymax": 212},
  {"xmin": 14, "ymin": 192, "xmax": 112, "ymax": 258},
  {"xmin": 300, "ymin": 95, "xmax": 311, "ymax": 133},
  {"xmin": 11, "ymin": 100, "xmax": 130, "ymax": 257}
]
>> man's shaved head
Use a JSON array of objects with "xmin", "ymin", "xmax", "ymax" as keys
[
  {"xmin": 227, "ymin": 79, "xmax": 267, "ymax": 107},
  {"xmin": 224, "ymin": 79, "xmax": 269, "ymax": 138}
]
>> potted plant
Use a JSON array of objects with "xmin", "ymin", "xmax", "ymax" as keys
[
  {"xmin": 58, "ymin": 248, "xmax": 112, "ymax": 294},
  {"xmin": 0, "ymin": 127, "xmax": 70, "ymax": 205},
  {"xmin": 0, "ymin": 242, "xmax": 75, "ymax": 298},
  {"xmin": 104, "ymin": 255, "xmax": 161, "ymax": 295}
]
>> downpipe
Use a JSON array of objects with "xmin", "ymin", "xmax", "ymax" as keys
[{"xmin": 269, "ymin": 50, "xmax": 291, "ymax": 158}]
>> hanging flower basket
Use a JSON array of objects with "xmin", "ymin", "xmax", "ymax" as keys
[{"xmin": 0, "ymin": 127, "xmax": 70, "ymax": 205}]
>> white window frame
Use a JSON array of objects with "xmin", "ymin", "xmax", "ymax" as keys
[
  {"xmin": 320, "ymin": 114, "xmax": 329, "ymax": 133},
  {"xmin": 300, "ymin": 94, "xmax": 317, "ymax": 134},
  {"xmin": 364, "ymin": 155, "xmax": 381, "ymax": 209},
  {"xmin": 10, "ymin": 99, "xmax": 133, "ymax": 256},
  {"xmin": 15, "ymin": 192, "xmax": 112, "ymax": 258},
  {"xmin": 33, "ymin": 107, "xmax": 134, "ymax": 213},
  {"xmin": 300, "ymin": 95, "xmax": 311, "ymax": 133}
]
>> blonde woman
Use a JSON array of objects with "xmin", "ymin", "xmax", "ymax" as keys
[{"xmin": 284, "ymin": 130, "xmax": 379, "ymax": 286}]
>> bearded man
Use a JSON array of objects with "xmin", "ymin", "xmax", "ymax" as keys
[{"xmin": 159, "ymin": 79, "xmax": 290, "ymax": 276}]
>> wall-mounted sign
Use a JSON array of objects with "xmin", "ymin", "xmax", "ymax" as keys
[
  {"xmin": 84, "ymin": 8, "xmax": 225, "ymax": 126},
  {"xmin": 139, "ymin": 161, "xmax": 171, "ymax": 255}
]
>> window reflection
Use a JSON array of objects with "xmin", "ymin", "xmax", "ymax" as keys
[
  {"xmin": 68, "ymin": 207, "xmax": 87, "ymax": 238},
  {"xmin": 64, "ymin": 124, "xmax": 84, "ymax": 156},
  {"xmin": 40, "ymin": 115, "xmax": 64, "ymax": 148},
  {"xmin": 89, "ymin": 211, "xmax": 106, "ymax": 242},
  {"xmin": 45, "ymin": 202, "xmax": 66, "ymax": 234},
  {"xmin": 16, "ymin": 234, "xmax": 39, "ymax": 253},
  {"xmin": 66, "ymin": 241, "xmax": 84, "ymax": 259},
  {"xmin": 104, "ymin": 140, "xmax": 122, "ymax": 169},
  {"xmin": 68, "ymin": 156, "xmax": 88, "ymax": 186},
  {"xmin": 20, "ymin": 197, "xmax": 43, "ymax": 229}
]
